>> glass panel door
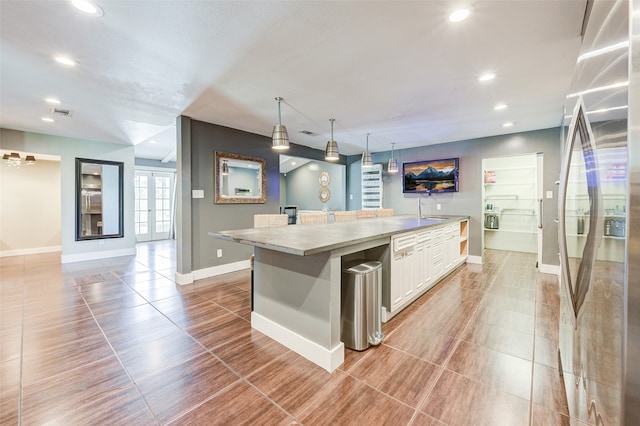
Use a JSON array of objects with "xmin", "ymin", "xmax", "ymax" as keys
[{"xmin": 135, "ymin": 171, "xmax": 175, "ymax": 242}]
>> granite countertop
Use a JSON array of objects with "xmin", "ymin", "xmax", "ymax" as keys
[{"xmin": 209, "ymin": 215, "xmax": 467, "ymax": 256}]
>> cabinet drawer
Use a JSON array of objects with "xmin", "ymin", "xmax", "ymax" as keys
[
  {"xmin": 416, "ymin": 231, "xmax": 431, "ymax": 244},
  {"xmin": 393, "ymin": 234, "xmax": 416, "ymax": 252},
  {"xmin": 445, "ymin": 224, "xmax": 457, "ymax": 235}
]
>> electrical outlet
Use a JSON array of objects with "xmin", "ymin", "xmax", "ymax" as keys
[
  {"xmin": 349, "ymin": 194, "xmax": 353, "ymax": 200},
  {"xmin": 216, "ymin": 249, "xmax": 222, "ymax": 258},
  {"xmin": 436, "ymin": 203, "xmax": 442, "ymax": 210},
  {"xmin": 546, "ymin": 190, "xmax": 553, "ymax": 199}
]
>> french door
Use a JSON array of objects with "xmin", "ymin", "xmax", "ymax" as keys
[{"xmin": 134, "ymin": 171, "xmax": 175, "ymax": 242}]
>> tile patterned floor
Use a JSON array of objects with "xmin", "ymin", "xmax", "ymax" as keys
[{"xmin": 0, "ymin": 241, "xmax": 578, "ymax": 425}]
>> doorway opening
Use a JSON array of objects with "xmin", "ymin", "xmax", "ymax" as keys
[
  {"xmin": 134, "ymin": 170, "xmax": 176, "ymax": 242},
  {"xmin": 482, "ymin": 153, "xmax": 543, "ymax": 266}
]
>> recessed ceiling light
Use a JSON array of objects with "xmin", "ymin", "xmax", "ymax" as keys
[
  {"xmin": 71, "ymin": 0, "xmax": 104, "ymax": 16},
  {"xmin": 494, "ymin": 103, "xmax": 507, "ymax": 110},
  {"xmin": 45, "ymin": 97, "xmax": 61, "ymax": 104},
  {"xmin": 479, "ymin": 72, "xmax": 496, "ymax": 82},
  {"xmin": 41, "ymin": 117, "xmax": 55, "ymax": 122},
  {"xmin": 502, "ymin": 122, "xmax": 515, "ymax": 128},
  {"xmin": 54, "ymin": 56, "xmax": 76, "ymax": 66},
  {"xmin": 449, "ymin": 8, "xmax": 470, "ymax": 22},
  {"xmin": 149, "ymin": 140, "xmax": 157, "ymax": 144},
  {"xmin": 291, "ymin": 162, "xmax": 296, "ymax": 166}
]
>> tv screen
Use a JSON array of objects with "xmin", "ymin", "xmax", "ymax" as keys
[{"xmin": 402, "ymin": 157, "xmax": 459, "ymax": 194}]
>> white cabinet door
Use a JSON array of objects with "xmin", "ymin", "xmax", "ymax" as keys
[
  {"xmin": 432, "ymin": 240, "xmax": 444, "ymax": 280},
  {"xmin": 444, "ymin": 225, "xmax": 459, "ymax": 269},
  {"xmin": 416, "ymin": 231, "xmax": 432, "ymax": 292},
  {"xmin": 390, "ymin": 250, "xmax": 406, "ymax": 310},
  {"xmin": 404, "ymin": 246, "xmax": 416, "ymax": 299}
]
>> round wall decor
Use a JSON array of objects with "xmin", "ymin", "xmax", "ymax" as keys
[
  {"xmin": 319, "ymin": 172, "xmax": 331, "ymax": 186},
  {"xmin": 318, "ymin": 187, "xmax": 331, "ymax": 203}
]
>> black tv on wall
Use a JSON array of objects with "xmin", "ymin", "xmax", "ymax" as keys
[{"xmin": 402, "ymin": 157, "xmax": 459, "ymax": 194}]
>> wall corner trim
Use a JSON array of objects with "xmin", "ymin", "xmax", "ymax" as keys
[
  {"xmin": 466, "ymin": 255, "xmax": 483, "ymax": 264},
  {"xmin": 175, "ymin": 272, "xmax": 194, "ymax": 285},
  {"xmin": 539, "ymin": 263, "xmax": 560, "ymax": 276}
]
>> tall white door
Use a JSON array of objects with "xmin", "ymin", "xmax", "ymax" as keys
[
  {"xmin": 134, "ymin": 171, "xmax": 175, "ymax": 242},
  {"xmin": 536, "ymin": 153, "xmax": 544, "ymax": 268}
]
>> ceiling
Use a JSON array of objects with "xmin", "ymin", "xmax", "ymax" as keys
[{"xmin": 1, "ymin": 1, "xmax": 591, "ymax": 162}]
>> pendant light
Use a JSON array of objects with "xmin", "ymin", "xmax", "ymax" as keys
[
  {"xmin": 221, "ymin": 160, "xmax": 229, "ymax": 175},
  {"xmin": 362, "ymin": 133, "xmax": 373, "ymax": 168},
  {"xmin": 272, "ymin": 97, "xmax": 290, "ymax": 150},
  {"xmin": 388, "ymin": 143, "xmax": 398, "ymax": 173},
  {"xmin": 325, "ymin": 118, "xmax": 339, "ymax": 161}
]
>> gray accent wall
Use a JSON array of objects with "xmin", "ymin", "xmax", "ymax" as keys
[
  {"xmin": 178, "ymin": 116, "xmax": 346, "ymax": 272},
  {"xmin": 346, "ymin": 127, "xmax": 562, "ymax": 265}
]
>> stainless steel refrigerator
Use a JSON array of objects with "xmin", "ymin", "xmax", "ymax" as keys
[{"xmin": 557, "ymin": 0, "xmax": 639, "ymax": 423}]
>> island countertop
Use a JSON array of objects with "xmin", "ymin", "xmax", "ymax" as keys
[{"xmin": 209, "ymin": 215, "xmax": 467, "ymax": 256}]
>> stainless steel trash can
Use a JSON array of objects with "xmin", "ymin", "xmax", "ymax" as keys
[{"xmin": 341, "ymin": 260, "xmax": 384, "ymax": 351}]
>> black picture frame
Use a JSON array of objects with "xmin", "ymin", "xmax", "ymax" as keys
[
  {"xmin": 402, "ymin": 157, "xmax": 459, "ymax": 194},
  {"xmin": 75, "ymin": 158, "xmax": 124, "ymax": 241}
]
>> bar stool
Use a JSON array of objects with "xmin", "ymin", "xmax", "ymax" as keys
[
  {"xmin": 333, "ymin": 211, "xmax": 357, "ymax": 222},
  {"xmin": 356, "ymin": 209, "xmax": 377, "ymax": 219},
  {"xmin": 376, "ymin": 208, "xmax": 395, "ymax": 217},
  {"xmin": 299, "ymin": 212, "xmax": 328, "ymax": 224}
]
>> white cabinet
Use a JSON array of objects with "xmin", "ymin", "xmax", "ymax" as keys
[
  {"xmin": 445, "ymin": 224, "xmax": 459, "ymax": 270},
  {"xmin": 389, "ymin": 233, "xmax": 416, "ymax": 311},
  {"xmin": 383, "ymin": 219, "xmax": 468, "ymax": 322},
  {"xmin": 416, "ymin": 231, "xmax": 432, "ymax": 292}
]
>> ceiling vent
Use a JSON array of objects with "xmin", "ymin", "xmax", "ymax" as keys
[
  {"xmin": 50, "ymin": 107, "xmax": 73, "ymax": 117},
  {"xmin": 299, "ymin": 130, "xmax": 316, "ymax": 136}
]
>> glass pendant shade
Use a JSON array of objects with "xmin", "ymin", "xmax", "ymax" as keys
[
  {"xmin": 272, "ymin": 97, "xmax": 290, "ymax": 150},
  {"xmin": 362, "ymin": 133, "xmax": 373, "ymax": 168},
  {"xmin": 388, "ymin": 143, "xmax": 398, "ymax": 173},
  {"xmin": 325, "ymin": 118, "xmax": 339, "ymax": 161}
]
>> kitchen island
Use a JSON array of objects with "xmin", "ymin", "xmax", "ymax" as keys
[{"xmin": 210, "ymin": 214, "xmax": 468, "ymax": 372}]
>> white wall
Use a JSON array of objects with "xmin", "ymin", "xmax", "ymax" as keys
[
  {"xmin": 0, "ymin": 158, "xmax": 61, "ymax": 255},
  {"xmin": 0, "ymin": 128, "xmax": 136, "ymax": 262}
]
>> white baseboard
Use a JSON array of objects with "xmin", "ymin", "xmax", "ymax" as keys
[
  {"xmin": 539, "ymin": 263, "xmax": 560, "ymax": 276},
  {"xmin": 175, "ymin": 272, "xmax": 194, "ymax": 285},
  {"xmin": 251, "ymin": 312, "xmax": 344, "ymax": 373},
  {"xmin": 175, "ymin": 259, "xmax": 251, "ymax": 286},
  {"xmin": 466, "ymin": 255, "xmax": 482, "ymax": 264},
  {"xmin": 0, "ymin": 245, "xmax": 62, "ymax": 257},
  {"xmin": 61, "ymin": 247, "xmax": 136, "ymax": 264}
]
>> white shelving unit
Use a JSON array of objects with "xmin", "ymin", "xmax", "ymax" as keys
[
  {"xmin": 483, "ymin": 155, "xmax": 539, "ymax": 254},
  {"xmin": 362, "ymin": 164, "xmax": 383, "ymax": 210}
]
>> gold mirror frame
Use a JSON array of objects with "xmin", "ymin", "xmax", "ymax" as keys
[
  {"xmin": 319, "ymin": 171, "xmax": 331, "ymax": 186},
  {"xmin": 215, "ymin": 151, "xmax": 266, "ymax": 204},
  {"xmin": 319, "ymin": 187, "xmax": 331, "ymax": 203}
]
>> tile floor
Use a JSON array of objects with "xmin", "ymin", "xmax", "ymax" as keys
[{"xmin": 1, "ymin": 241, "xmax": 578, "ymax": 425}]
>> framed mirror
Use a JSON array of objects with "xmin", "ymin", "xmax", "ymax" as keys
[
  {"xmin": 319, "ymin": 171, "xmax": 330, "ymax": 186},
  {"xmin": 318, "ymin": 187, "xmax": 331, "ymax": 203},
  {"xmin": 215, "ymin": 151, "xmax": 266, "ymax": 204},
  {"xmin": 75, "ymin": 158, "xmax": 124, "ymax": 241}
]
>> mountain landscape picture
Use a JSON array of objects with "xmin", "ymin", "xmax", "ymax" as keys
[{"xmin": 403, "ymin": 158, "xmax": 459, "ymax": 193}]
